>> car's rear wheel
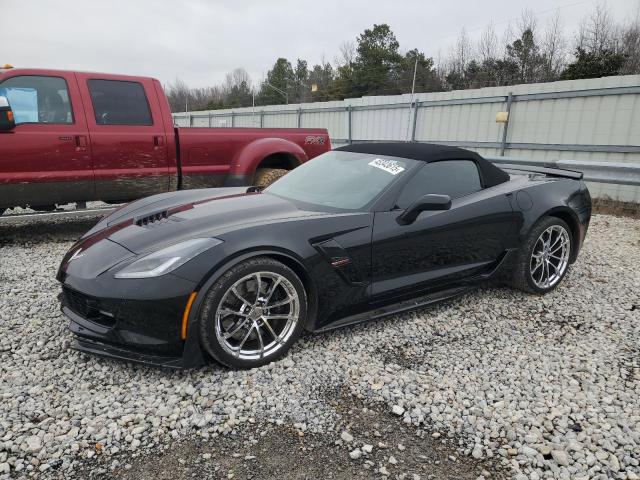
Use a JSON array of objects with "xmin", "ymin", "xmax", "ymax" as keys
[
  {"xmin": 511, "ymin": 217, "xmax": 572, "ymax": 294},
  {"xmin": 199, "ymin": 257, "xmax": 307, "ymax": 369},
  {"xmin": 254, "ymin": 168, "xmax": 288, "ymax": 188}
]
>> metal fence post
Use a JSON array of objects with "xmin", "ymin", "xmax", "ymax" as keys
[
  {"xmin": 411, "ymin": 102, "xmax": 420, "ymax": 142},
  {"xmin": 188, "ymin": 114, "xmax": 192, "ymax": 127},
  {"xmin": 260, "ymin": 111, "xmax": 264, "ymax": 128},
  {"xmin": 231, "ymin": 112, "xmax": 235, "ymax": 128},
  {"xmin": 297, "ymin": 108, "xmax": 302, "ymax": 128},
  {"xmin": 347, "ymin": 106, "xmax": 352, "ymax": 144},
  {"xmin": 208, "ymin": 113, "xmax": 212, "ymax": 127},
  {"xmin": 500, "ymin": 92, "xmax": 513, "ymax": 156}
]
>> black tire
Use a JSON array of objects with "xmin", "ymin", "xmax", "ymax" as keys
[
  {"xmin": 254, "ymin": 168, "xmax": 289, "ymax": 189},
  {"xmin": 510, "ymin": 216, "xmax": 573, "ymax": 294},
  {"xmin": 199, "ymin": 257, "xmax": 307, "ymax": 369}
]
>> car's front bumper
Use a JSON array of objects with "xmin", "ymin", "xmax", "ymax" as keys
[{"xmin": 59, "ymin": 282, "xmax": 208, "ymax": 369}]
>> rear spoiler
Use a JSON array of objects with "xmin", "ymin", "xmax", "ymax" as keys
[{"xmin": 494, "ymin": 163, "xmax": 583, "ymax": 180}]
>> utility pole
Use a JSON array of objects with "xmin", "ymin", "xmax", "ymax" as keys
[{"xmin": 405, "ymin": 58, "xmax": 418, "ymax": 142}]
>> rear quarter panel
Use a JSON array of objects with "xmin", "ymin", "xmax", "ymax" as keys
[
  {"xmin": 176, "ymin": 128, "xmax": 330, "ymax": 188},
  {"xmin": 509, "ymin": 174, "xmax": 592, "ymax": 259}
]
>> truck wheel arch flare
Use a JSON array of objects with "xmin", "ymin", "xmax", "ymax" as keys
[{"xmin": 230, "ymin": 137, "xmax": 308, "ymax": 176}]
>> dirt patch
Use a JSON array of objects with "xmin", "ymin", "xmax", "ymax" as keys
[
  {"xmin": 65, "ymin": 394, "xmax": 507, "ymax": 480},
  {"xmin": 592, "ymin": 197, "xmax": 640, "ymax": 219}
]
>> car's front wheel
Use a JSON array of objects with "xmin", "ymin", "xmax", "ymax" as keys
[
  {"xmin": 199, "ymin": 257, "xmax": 307, "ymax": 369},
  {"xmin": 511, "ymin": 216, "xmax": 573, "ymax": 294}
]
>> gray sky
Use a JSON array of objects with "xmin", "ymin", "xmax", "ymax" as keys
[{"xmin": 3, "ymin": 0, "xmax": 638, "ymax": 88}]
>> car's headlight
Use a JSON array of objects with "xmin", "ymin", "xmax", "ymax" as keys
[{"xmin": 114, "ymin": 238, "xmax": 222, "ymax": 279}]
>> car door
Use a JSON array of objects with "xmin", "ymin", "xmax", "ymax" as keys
[
  {"xmin": 0, "ymin": 73, "xmax": 93, "ymax": 209},
  {"xmin": 371, "ymin": 159, "xmax": 516, "ymax": 300},
  {"xmin": 75, "ymin": 74, "xmax": 169, "ymax": 202}
]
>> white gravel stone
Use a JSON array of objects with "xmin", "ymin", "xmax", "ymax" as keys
[
  {"xmin": 340, "ymin": 431, "xmax": 354, "ymax": 443},
  {"xmin": 551, "ymin": 450, "xmax": 570, "ymax": 466},
  {"xmin": 391, "ymin": 405, "xmax": 405, "ymax": 416},
  {"xmin": 472, "ymin": 444, "xmax": 483, "ymax": 459},
  {"xmin": 23, "ymin": 436, "xmax": 42, "ymax": 453},
  {"xmin": 348, "ymin": 448, "xmax": 361, "ymax": 460}
]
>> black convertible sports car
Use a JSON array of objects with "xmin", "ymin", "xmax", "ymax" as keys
[{"xmin": 57, "ymin": 143, "xmax": 591, "ymax": 369}]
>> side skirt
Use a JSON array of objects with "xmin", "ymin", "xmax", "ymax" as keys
[
  {"xmin": 314, "ymin": 249, "xmax": 517, "ymax": 333},
  {"xmin": 314, "ymin": 285, "xmax": 471, "ymax": 333}
]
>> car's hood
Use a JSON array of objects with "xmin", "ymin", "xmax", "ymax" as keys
[{"xmin": 81, "ymin": 188, "xmax": 334, "ymax": 255}]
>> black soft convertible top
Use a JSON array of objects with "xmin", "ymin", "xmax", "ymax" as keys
[{"xmin": 336, "ymin": 142, "xmax": 510, "ymax": 188}]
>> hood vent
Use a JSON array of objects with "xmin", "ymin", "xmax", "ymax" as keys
[{"xmin": 134, "ymin": 210, "xmax": 169, "ymax": 227}]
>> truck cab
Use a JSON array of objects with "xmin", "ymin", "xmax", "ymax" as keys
[{"xmin": 0, "ymin": 67, "xmax": 330, "ymax": 214}]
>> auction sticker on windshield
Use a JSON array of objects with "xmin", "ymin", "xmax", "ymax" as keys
[{"xmin": 368, "ymin": 158, "xmax": 405, "ymax": 175}]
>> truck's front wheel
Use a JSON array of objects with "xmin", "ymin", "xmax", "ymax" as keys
[{"xmin": 254, "ymin": 168, "xmax": 288, "ymax": 188}]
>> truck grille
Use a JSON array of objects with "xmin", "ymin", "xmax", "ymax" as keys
[{"xmin": 62, "ymin": 287, "xmax": 115, "ymax": 328}]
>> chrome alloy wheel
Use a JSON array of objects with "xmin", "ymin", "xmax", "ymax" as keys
[
  {"xmin": 214, "ymin": 272, "xmax": 300, "ymax": 360},
  {"xmin": 530, "ymin": 225, "xmax": 571, "ymax": 289}
]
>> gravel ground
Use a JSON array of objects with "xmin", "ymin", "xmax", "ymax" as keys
[
  {"xmin": 0, "ymin": 214, "xmax": 638, "ymax": 480},
  {"xmin": 1, "ymin": 202, "xmax": 112, "ymax": 216}
]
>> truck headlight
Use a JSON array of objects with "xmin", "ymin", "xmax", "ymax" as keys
[{"xmin": 115, "ymin": 238, "xmax": 222, "ymax": 279}]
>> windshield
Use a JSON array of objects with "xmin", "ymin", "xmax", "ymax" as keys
[{"xmin": 265, "ymin": 151, "xmax": 417, "ymax": 210}]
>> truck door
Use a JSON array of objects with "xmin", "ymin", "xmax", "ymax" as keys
[
  {"xmin": 75, "ymin": 74, "xmax": 169, "ymax": 202},
  {"xmin": 0, "ymin": 73, "xmax": 93, "ymax": 209}
]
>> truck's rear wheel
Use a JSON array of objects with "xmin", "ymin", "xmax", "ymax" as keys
[{"xmin": 254, "ymin": 168, "xmax": 288, "ymax": 189}]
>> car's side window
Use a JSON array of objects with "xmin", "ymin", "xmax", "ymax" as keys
[
  {"xmin": 396, "ymin": 160, "xmax": 482, "ymax": 209},
  {"xmin": 0, "ymin": 75, "xmax": 73, "ymax": 125},
  {"xmin": 87, "ymin": 79, "xmax": 153, "ymax": 126}
]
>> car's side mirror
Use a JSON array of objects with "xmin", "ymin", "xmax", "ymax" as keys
[
  {"xmin": 0, "ymin": 96, "xmax": 16, "ymax": 131},
  {"xmin": 397, "ymin": 194, "xmax": 451, "ymax": 225}
]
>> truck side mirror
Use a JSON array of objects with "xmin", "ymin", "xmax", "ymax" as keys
[
  {"xmin": 0, "ymin": 96, "xmax": 16, "ymax": 131},
  {"xmin": 397, "ymin": 194, "xmax": 452, "ymax": 225}
]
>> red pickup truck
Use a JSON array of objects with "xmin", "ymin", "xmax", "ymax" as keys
[{"xmin": 0, "ymin": 67, "xmax": 330, "ymax": 214}]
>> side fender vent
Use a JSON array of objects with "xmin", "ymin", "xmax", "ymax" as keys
[{"xmin": 312, "ymin": 238, "xmax": 364, "ymax": 285}]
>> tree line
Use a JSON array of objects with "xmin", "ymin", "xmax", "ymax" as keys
[{"xmin": 166, "ymin": 3, "xmax": 640, "ymax": 112}]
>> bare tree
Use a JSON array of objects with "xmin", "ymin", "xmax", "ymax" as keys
[
  {"xmin": 501, "ymin": 22, "xmax": 516, "ymax": 57},
  {"xmin": 542, "ymin": 10, "xmax": 567, "ymax": 80},
  {"xmin": 620, "ymin": 3, "xmax": 640, "ymax": 73},
  {"xmin": 335, "ymin": 41, "xmax": 356, "ymax": 67},
  {"xmin": 517, "ymin": 9, "xmax": 538, "ymax": 38},
  {"xmin": 222, "ymin": 68, "xmax": 252, "ymax": 94},
  {"xmin": 479, "ymin": 23, "xmax": 498, "ymax": 63},
  {"xmin": 577, "ymin": 2, "xmax": 617, "ymax": 53},
  {"xmin": 449, "ymin": 28, "xmax": 474, "ymax": 75},
  {"xmin": 165, "ymin": 78, "xmax": 191, "ymax": 112}
]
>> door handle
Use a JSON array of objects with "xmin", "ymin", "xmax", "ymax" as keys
[
  {"xmin": 74, "ymin": 135, "xmax": 88, "ymax": 152},
  {"xmin": 153, "ymin": 135, "xmax": 165, "ymax": 147}
]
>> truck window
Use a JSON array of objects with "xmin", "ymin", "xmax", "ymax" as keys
[
  {"xmin": 87, "ymin": 79, "xmax": 153, "ymax": 126},
  {"xmin": 0, "ymin": 75, "xmax": 73, "ymax": 125}
]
